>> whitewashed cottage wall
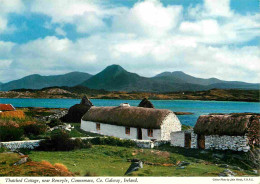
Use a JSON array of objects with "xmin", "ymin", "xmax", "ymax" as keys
[
  {"xmin": 141, "ymin": 128, "xmax": 161, "ymax": 140},
  {"xmin": 81, "ymin": 120, "xmax": 140, "ymax": 140},
  {"xmin": 161, "ymin": 113, "xmax": 181, "ymax": 140},
  {"xmin": 81, "ymin": 120, "xmax": 164, "ymax": 140},
  {"xmin": 171, "ymin": 131, "xmax": 185, "ymax": 147}
]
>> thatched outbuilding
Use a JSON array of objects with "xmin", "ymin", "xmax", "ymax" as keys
[
  {"xmin": 81, "ymin": 106, "xmax": 181, "ymax": 140},
  {"xmin": 171, "ymin": 113, "xmax": 260, "ymax": 152}
]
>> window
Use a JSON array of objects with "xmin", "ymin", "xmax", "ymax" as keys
[
  {"xmin": 125, "ymin": 127, "xmax": 130, "ymax": 135},
  {"xmin": 147, "ymin": 129, "xmax": 153, "ymax": 137},
  {"xmin": 96, "ymin": 123, "xmax": 100, "ymax": 130}
]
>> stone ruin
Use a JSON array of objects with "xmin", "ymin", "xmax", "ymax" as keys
[
  {"xmin": 138, "ymin": 98, "xmax": 154, "ymax": 108},
  {"xmin": 60, "ymin": 95, "xmax": 93, "ymax": 123}
]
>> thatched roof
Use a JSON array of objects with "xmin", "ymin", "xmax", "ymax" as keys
[
  {"xmin": 194, "ymin": 114, "xmax": 259, "ymax": 136},
  {"xmin": 82, "ymin": 106, "xmax": 174, "ymax": 129}
]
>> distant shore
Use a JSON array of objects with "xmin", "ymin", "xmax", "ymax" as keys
[{"xmin": 0, "ymin": 88, "xmax": 259, "ymax": 102}]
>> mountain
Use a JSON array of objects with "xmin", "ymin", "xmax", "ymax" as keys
[
  {"xmin": 154, "ymin": 71, "xmax": 259, "ymax": 90},
  {"xmin": 154, "ymin": 71, "xmax": 222, "ymax": 85},
  {"xmin": 80, "ymin": 65, "xmax": 209, "ymax": 92},
  {"xmin": 80, "ymin": 65, "xmax": 152, "ymax": 91},
  {"xmin": 2, "ymin": 65, "xmax": 259, "ymax": 92},
  {"xmin": 0, "ymin": 72, "xmax": 92, "ymax": 91},
  {"xmin": 80, "ymin": 65, "xmax": 259, "ymax": 92}
]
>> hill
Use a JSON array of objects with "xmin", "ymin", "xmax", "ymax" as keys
[
  {"xmin": 80, "ymin": 65, "xmax": 155, "ymax": 91},
  {"xmin": 153, "ymin": 71, "xmax": 259, "ymax": 90},
  {"xmin": 0, "ymin": 72, "xmax": 92, "ymax": 91},
  {"xmin": 80, "ymin": 65, "xmax": 208, "ymax": 92},
  {"xmin": 80, "ymin": 65, "xmax": 259, "ymax": 92},
  {"xmin": 1, "ymin": 65, "xmax": 259, "ymax": 92}
]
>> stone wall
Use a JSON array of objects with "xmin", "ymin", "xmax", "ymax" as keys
[
  {"xmin": 191, "ymin": 132, "xmax": 198, "ymax": 149},
  {"xmin": 204, "ymin": 135, "xmax": 250, "ymax": 152},
  {"xmin": 170, "ymin": 130, "xmax": 250, "ymax": 152},
  {"xmin": 0, "ymin": 140, "xmax": 41, "ymax": 151},
  {"xmin": 0, "ymin": 137, "xmax": 169, "ymax": 150}
]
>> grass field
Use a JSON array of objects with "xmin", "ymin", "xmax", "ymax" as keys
[{"xmin": 1, "ymin": 145, "xmax": 257, "ymax": 177}]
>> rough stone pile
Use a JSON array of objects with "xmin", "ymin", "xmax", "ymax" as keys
[
  {"xmin": 138, "ymin": 98, "xmax": 154, "ymax": 108},
  {"xmin": 38, "ymin": 110, "xmax": 68, "ymax": 121},
  {"xmin": 60, "ymin": 95, "xmax": 93, "ymax": 123},
  {"xmin": 49, "ymin": 123, "xmax": 74, "ymax": 132}
]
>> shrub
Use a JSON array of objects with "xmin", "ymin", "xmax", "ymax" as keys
[
  {"xmin": 54, "ymin": 163, "xmax": 69, "ymax": 172},
  {"xmin": 0, "ymin": 126, "xmax": 24, "ymax": 141},
  {"xmin": 23, "ymin": 123, "xmax": 47, "ymax": 136},
  {"xmin": 90, "ymin": 136, "xmax": 136, "ymax": 148},
  {"xmin": 37, "ymin": 130, "xmax": 90, "ymax": 151},
  {"xmin": 48, "ymin": 119, "xmax": 63, "ymax": 128},
  {"xmin": 0, "ymin": 110, "xmax": 25, "ymax": 119},
  {"xmin": 0, "ymin": 119, "xmax": 19, "ymax": 128}
]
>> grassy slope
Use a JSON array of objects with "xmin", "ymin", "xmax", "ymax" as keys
[
  {"xmin": 0, "ymin": 152, "xmax": 73, "ymax": 176},
  {"xmin": 28, "ymin": 145, "xmax": 255, "ymax": 176}
]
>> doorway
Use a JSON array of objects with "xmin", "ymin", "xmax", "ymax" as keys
[
  {"xmin": 137, "ymin": 128, "xmax": 142, "ymax": 140},
  {"xmin": 185, "ymin": 133, "xmax": 191, "ymax": 148},
  {"xmin": 197, "ymin": 134, "xmax": 205, "ymax": 149}
]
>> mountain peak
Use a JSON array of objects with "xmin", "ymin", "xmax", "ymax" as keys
[{"xmin": 105, "ymin": 64, "xmax": 125, "ymax": 71}]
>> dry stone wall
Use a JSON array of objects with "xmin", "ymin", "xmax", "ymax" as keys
[
  {"xmin": 204, "ymin": 135, "xmax": 250, "ymax": 152},
  {"xmin": 0, "ymin": 140, "xmax": 41, "ymax": 151}
]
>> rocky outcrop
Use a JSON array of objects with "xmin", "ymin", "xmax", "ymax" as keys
[
  {"xmin": 60, "ymin": 96, "xmax": 93, "ymax": 123},
  {"xmin": 138, "ymin": 98, "xmax": 154, "ymax": 108}
]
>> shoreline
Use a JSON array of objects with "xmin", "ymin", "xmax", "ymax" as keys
[
  {"xmin": 0, "ymin": 88, "xmax": 259, "ymax": 102},
  {"xmin": 0, "ymin": 97, "xmax": 259, "ymax": 103}
]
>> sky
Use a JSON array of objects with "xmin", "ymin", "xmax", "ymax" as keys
[{"xmin": 0, "ymin": 0, "xmax": 259, "ymax": 83}]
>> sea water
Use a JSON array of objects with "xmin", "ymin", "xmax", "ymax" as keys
[{"xmin": 0, "ymin": 98, "xmax": 259, "ymax": 126}]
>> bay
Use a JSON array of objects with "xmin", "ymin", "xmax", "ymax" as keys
[{"xmin": 0, "ymin": 98, "xmax": 259, "ymax": 126}]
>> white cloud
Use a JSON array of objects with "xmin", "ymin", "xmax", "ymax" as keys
[
  {"xmin": 0, "ymin": 0, "xmax": 25, "ymax": 33},
  {"xmin": 31, "ymin": 0, "xmax": 110, "ymax": 34},
  {"xmin": 0, "ymin": 0, "xmax": 259, "ymax": 84},
  {"xmin": 204, "ymin": 0, "xmax": 233, "ymax": 17},
  {"xmin": 112, "ymin": 0, "xmax": 183, "ymax": 37},
  {"xmin": 55, "ymin": 27, "xmax": 67, "ymax": 36},
  {"xmin": 188, "ymin": 0, "xmax": 233, "ymax": 18}
]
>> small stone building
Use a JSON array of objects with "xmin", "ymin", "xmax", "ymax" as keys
[
  {"xmin": 171, "ymin": 114, "xmax": 260, "ymax": 152},
  {"xmin": 81, "ymin": 106, "xmax": 181, "ymax": 140}
]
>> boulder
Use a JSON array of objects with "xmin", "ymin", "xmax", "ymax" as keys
[
  {"xmin": 138, "ymin": 98, "xmax": 154, "ymax": 108},
  {"xmin": 60, "ymin": 96, "xmax": 93, "ymax": 123}
]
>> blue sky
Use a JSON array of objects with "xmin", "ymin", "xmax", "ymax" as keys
[{"xmin": 0, "ymin": 0, "xmax": 259, "ymax": 83}]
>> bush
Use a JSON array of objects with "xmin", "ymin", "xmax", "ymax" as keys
[
  {"xmin": 23, "ymin": 123, "xmax": 47, "ymax": 136},
  {"xmin": 48, "ymin": 119, "xmax": 63, "ymax": 128},
  {"xmin": 0, "ymin": 110, "xmax": 25, "ymax": 119},
  {"xmin": 0, "ymin": 126, "xmax": 24, "ymax": 141},
  {"xmin": 90, "ymin": 136, "xmax": 136, "ymax": 148},
  {"xmin": 37, "ymin": 130, "xmax": 91, "ymax": 151}
]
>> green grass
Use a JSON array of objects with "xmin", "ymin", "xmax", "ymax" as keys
[{"xmin": 27, "ymin": 145, "xmax": 254, "ymax": 176}]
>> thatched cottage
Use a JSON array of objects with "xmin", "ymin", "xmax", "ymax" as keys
[
  {"xmin": 81, "ymin": 106, "xmax": 181, "ymax": 140},
  {"xmin": 171, "ymin": 114, "xmax": 259, "ymax": 152}
]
